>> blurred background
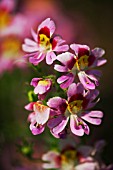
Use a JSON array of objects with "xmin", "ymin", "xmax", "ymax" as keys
[{"xmin": 0, "ymin": 0, "xmax": 113, "ymax": 169}]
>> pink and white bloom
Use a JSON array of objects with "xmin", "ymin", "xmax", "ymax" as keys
[
  {"xmin": 42, "ymin": 147, "xmax": 99, "ymax": 170},
  {"xmin": 25, "ymin": 101, "xmax": 51, "ymax": 135},
  {"xmin": 22, "ymin": 18, "xmax": 69, "ymax": 65},
  {"xmin": 47, "ymin": 83, "xmax": 103, "ymax": 137},
  {"xmin": 30, "ymin": 78, "xmax": 52, "ymax": 100},
  {"xmin": 54, "ymin": 44, "xmax": 107, "ymax": 89}
]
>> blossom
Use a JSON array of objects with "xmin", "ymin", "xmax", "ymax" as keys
[
  {"xmin": 25, "ymin": 101, "xmax": 51, "ymax": 135},
  {"xmin": 42, "ymin": 147, "xmax": 99, "ymax": 170},
  {"xmin": 0, "ymin": 35, "xmax": 26, "ymax": 75},
  {"xmin": 0, "ymin": 0, "xmax": 30, "ymax": 37},
  {"xmin": 54, "ymin": 44, "xmax": 107, "ymax": 89},
  {"xmin": 30, "ymin": 78, "xmax": 52, "ymax": 100},
  {"xmin": 47, "ymin": 83, "xmax": 103, "ymax": 137},
  {"xmin": 0, "ymin": 0, "xmax": 34, "ymax": 74},
  {"xmin": 22, "ymin": 18, "xmax": 69, "ymax": 65}
]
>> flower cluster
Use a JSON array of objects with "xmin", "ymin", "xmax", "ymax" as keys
[{"xmin": 23, "ymin": 18, "xmax": 106, "ymax": 138}]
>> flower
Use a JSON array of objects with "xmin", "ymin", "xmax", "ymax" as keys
[
  {"xmin": 42, "ymin": 147, "xmax": 99, "ymax": 170},
  {"xmin": 47, "ymin": 83, "xmax": 103, "ymax": 137},
  {"xmin": 30, "ymin": 78, "xmax": 52, "ymax": 100},
  {"xmin": 25, "ymin": 101, "xmax": 51, "ymax": 135},
  {"xmin": 0, "ymin": 35, "xmax": 27, "ymax": 75},
  {"xmin": 54, "ymin": 44, "xmax": 107, "ymax": 89},
  {"xmin": 22, "ymin": 18, "xmax": 69, "ymax": 65}
]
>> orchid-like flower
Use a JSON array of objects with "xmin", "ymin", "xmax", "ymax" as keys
[
  {"xmin": 25, "ymin": 101, "xmax": 51, "ymax": 135},
  {"xmin": 54, "ymin": 44, "xmax": 107, "ymax": 89},
  {"xmin": 30, "ymin": 78, "xmax": 52, "ymax": 100},
  {"xmin": 22, "ymin": 18, "xmax": 69, "ymax": 65},
  {"xmin": 47, "ymin": 83, "xmax": 103, "ymax": 137},
  {"xmin": 42, "ymin": 147, "xmax": 99, "ymax": 170}
]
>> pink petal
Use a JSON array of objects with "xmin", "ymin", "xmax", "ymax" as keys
[
  {"xmin": 34, "ymin": 103, "xmax": 50, "ymax": 125},
  {"xmin": 24, "ymin": 102, "xmax": 35, "ymax": 111},
  {"xmin": 31, "ymin": 28, "xmax": 38, "ymax": 42},
  {"xmin": 22, "ymin": 44, "xmax": 39, "ymax": 53},
  {"xmin": 70, "ymin": 44, "xmax": 90, "ymax": 56},
  {"xmin": 29, "ymin": 53, "xmax": 45, "ymax": 65},
  {"xmin": 54, "ymin": 64, "xmax": 68, "ymax": 72},
  {"xmin": 30, "ymin": 123, "xmax": 45, "ymax": 135},
  {"xmin": 97, "ymin": 58, "xmax": 107, "ymax": 66},
  {"xmin": 42, "ymin": 151, "xmax": 60, "ymax": 169},
  {"xmin": 57, "ymin": 73, "xmax": 75, "ymax": 89},
  {"xmin": 76, "ymin": 83, "xmax": 84, "ymax": 95},
  {"xmin": 46, "ymin": 51, "xmax": 56, "ymax": 65},
  {"xmin": 47, "ymin": 97, "xmax": 67, "ymax": 113},
  {"xmin": 56, "ymin": 52, "xmax": 74, "ymax": 67},
  {"xmin": 91, "ymin": 48, "xmax": 105, "ymax": 58},
  {"xmin": 38, "ymin": 18, "xmax": 55, "ymax": 36},
  {"xmin": 76, "ymin": 162, "xmax": 98, "ymax": 170},
  {"xmin": 54, "ymin": 45, "xmax": 69, "ymax": 52},
  {"xmin": 52, "ymin": 116, "xmax": 69, "ymax": 134},
  {"xmin": 70, "ymin": 115, "xmax": 84, "ymax": 136},
  {"xmin": 53, "ymin": 36, "xmax": 66, "ymax": 45},
  {"xmin": 30, "ymin": 78, "xmax": 41, "ymax": 87},
  {"xmin": 24, "ymin": 38, "xmax": 37, "ymax": 46},
  {"xmin": 34, "ymin": 79, "xmax": 51, "ymax": 94},
  {"xmin": 67, "ymin": 83, "xmax": 77, "ymax": 99},
  {"xmin": 78, "ymin": 71, "xmax": 95, "ymax": 90},
  {"xmin": 0, "ymin": 0, "xmax": 15, "ymax": 12},
  {"xmin": 81, "ymin": 111, "xmax": 103, "ymax": 125},
  {"xmin": 27, "ymin": 112, "xmax": 36, "ymax": 122}
]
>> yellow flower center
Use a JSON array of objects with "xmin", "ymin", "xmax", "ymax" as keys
[
  {"xmin": 39, "ymin": 34, "xmax": 52, "ymax": 51},
  {"xmin": 67, "ymin": 100, "xmax": 83, "ymax": 115},
  {"xmin": 61, "ymin": 150, "xmax": 77, "ymax": 169},
  {"xmin": 38, "ymin": 80, "xmax": 49, "ymax": 86},
  {"xmin": 75, "ymin": 55, "xmax": 89, "ymax": 71},
  {"xmin": 0, "ymin": 10, "xmax": 11, "ymax": 29},
  {"xmin": 34, "ymin": 102, "xmax": 48, "ymax": 114}
]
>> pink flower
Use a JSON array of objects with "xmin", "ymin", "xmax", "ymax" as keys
[
  {"xmin": 47, "ymin": 83, "xmax": 103, "ymax": 137},
  {"xmin": 0, "ymin": 35, "xmax": 26, "ymax": 75},
  {"xmin": 54, "ymin": 44, "xmax": 107, "ymax": 89},
  {"xmin": 22, "ymin": 18, "xmax": 69, "ymax": 65},
  {"xmin": 25, "ymin": 101, "xmax": 51, "ymax": 135},
  {"xmin": 42, "ymin": 147, "xmax": 99, "ymax": 170},
  {"xmin": 30, "ymin": 78, "xmax": 52, "ymax": 100},
  {"xmin": 0, "ymin": 0, "xmax": 30, "ymax": 37}
]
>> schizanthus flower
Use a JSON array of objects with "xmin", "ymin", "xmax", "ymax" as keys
[
  {"xmin": 47, "ymin": 83, "xmax": 103, "ymax": 137},
  {"xmin": 42, "ymin": 146, "xmax": 99, "ymax": 170},
  {"xmin": 30, "ymin": 77, "xmax": 52, "ymax": 100},
  {"xmin": 54, "ymin": 44, "xmax": 107, "ymax": 89},
  {"xmin": 25, "ymin": 101, "xmax": 51, "ymax": 135},
  {"xmin": 22, "ymin": 18, "xmax": 69, "ymax": 65}
]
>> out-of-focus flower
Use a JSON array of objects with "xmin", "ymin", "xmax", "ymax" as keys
[
  {"xmin": 22, "ymin": 18, "xmax": 69, "ymax": 65},
  {"xmin": 0, "ymin": 35, "xmax": 26, "ymax": 74},
  {"xmin": 0, "ymin": 0, "xmax": 34, "ymax": 75},
  {"xmin": 0, "ymin": 0, "xmax": 30, "ymax": 37},
  {"xmin": 42, "ymin": 141, "xmax": 113, "ymax": 170},
  {"xmin": 30, "ymin": 78, "xmax": 52, "ymax": 100},
  {"xmin": 25, "ymin": 101, "xmax": 51, "ymax": 135},
  {"xmin": 42, "ymin": 147, "xmax": 99, "ymax": 170},
  {"xmin": 54, "ymin": 44, "xmax": 107, "ymax": 89},
  {"xmin": 47, "ymin": 83, "xmax": 103, "ymax": 137}
]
